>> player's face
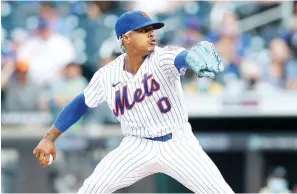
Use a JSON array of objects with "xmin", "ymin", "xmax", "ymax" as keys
[{"xmin": 124, "ymin": 25, "xmax": 156, "ymax": 55}]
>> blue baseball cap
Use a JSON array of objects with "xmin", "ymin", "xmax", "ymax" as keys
[{"xmin": 115, "ymin": 10, "xmax": 164, "ymax": 39}]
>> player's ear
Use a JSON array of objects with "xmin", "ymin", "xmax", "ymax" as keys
[{"xmin": 122, "ymin": 34, "xmax": 130, "ymax": 45}]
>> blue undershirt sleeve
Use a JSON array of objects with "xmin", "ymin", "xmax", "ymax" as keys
[
  {"xmin": 53, "ymin": 93, "xmax": 89, "ymax": 133},
  {"xmin": 174, "ymin": 50, "xmax": 189, "ymax": 70}
]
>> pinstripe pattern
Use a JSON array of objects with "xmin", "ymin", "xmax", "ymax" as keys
[
  {"xmin": 80, "ymin": 46, "xmax": 234, "ymax": 193},
  {"xmin": 83, "ymin": 46, "xmax": 189, "ymax": 138},
  {"xmin": 77, "ymin": 131, "xmax": 234, "ymax": 193},
  {"xmin": 78, "ymin": 137, "xmax": 158, "ymax": 194},
  {"xmin": 158, "ymin": 132, "xmax": 234, "ymax": 193}
]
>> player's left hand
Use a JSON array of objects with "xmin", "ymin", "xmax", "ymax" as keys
[{"xmin": 186, "ymin": 41, "xmax": 224, "ymax": 78}]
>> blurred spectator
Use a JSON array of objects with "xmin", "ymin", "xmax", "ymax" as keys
[
  {"xmin": 173, "ymin": 16, "xmax": 205, "ymax": 48},
  {"xmin": 39, "ymin": 2, "xmax": 72, "ymax": 36},
  {"xmin": 80, "ymin": 2, "xmax": 112, "ymax": 74},
  {"xmin": 260, "ymin": 38, "xmax": 297, "ymax": 90},
  {"xmin": 48, "ymin": 62, "xmax": 87, "ymax": 122},
  {"xmin": 209, "ymin": 11, "xmax": 250, "ymax": 81},
  {"xmin": 1, "ymin": 56, "xmax": 16, "ymax": 90},
  {"xmin": 240, "ymin": 60, "xmax": 262, "ymax": 91},
  {"xmin": 17, "ymin": 18, "xmax": 76, "ymax": 87},
  {"xmin": 259, "ymin": 166, "xmax": 291, "ymax": 194},
  {"xmin": 283, "ymin": 15, "xmax": 297, "ymax": 58},
  {"xmin": 1, "ymin": 60, "xmax": 43, "ymax": 112}
]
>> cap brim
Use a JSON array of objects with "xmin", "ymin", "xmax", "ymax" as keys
[
  {"xmin": 151, "ymin": 22, "xmax": 165, "ymax": 30},
  {"xmin": 132, "ymin": 21, "xmax": 165, "ymax": 31}
]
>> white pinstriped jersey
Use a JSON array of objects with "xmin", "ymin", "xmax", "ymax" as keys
[{"xmin": 84, "ymin": 46, "xmax": 191, "ymax": 138}]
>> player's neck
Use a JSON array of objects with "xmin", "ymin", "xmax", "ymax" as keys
[{"xmin": 124, "ymin": 54, "xmax": 147, "ymax": 75}]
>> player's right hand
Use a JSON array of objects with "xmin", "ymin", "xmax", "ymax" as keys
[{"xmin": 33, "ymin": 137, "xmax": 56, "ymax": 168}]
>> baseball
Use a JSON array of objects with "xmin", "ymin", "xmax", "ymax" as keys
[{"xmin": 48, "ymin": 154, "xmax": 53, "ymax": 165}]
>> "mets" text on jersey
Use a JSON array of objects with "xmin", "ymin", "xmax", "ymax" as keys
[{"xmin": 113, "ymin": 74, "xmax": 160, "ymax": 117}]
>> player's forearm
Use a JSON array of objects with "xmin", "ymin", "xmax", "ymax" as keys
[
  {"xmin": 53, "ymin": 93, "xmax": 89, "ymax": 133},
  {"xmin": 45, "ymin": 126, "xmax": 63, "ymax": 142}
]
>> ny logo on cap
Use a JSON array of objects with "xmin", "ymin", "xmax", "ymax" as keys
[{"xmin": 141, "ymin": 11, "xmax": 149, "ymax": 19}]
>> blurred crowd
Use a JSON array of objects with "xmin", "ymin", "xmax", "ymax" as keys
[
  {"xmin": 1, "ymin": 1, "xmax": 297, "ymax": 125},
  {"xmin": 260, "ymin": 166, "xmax": 297, "ymax": 194}
]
